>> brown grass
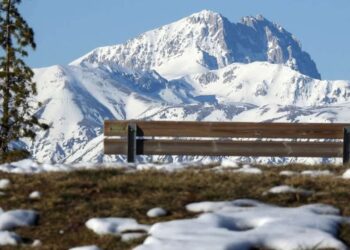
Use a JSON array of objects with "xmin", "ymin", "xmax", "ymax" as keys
[{"xmin": 0, "ymin": 164, "xmax": 349, "ymax": 249}]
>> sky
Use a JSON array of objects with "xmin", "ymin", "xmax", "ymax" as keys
[{"xmin": 21, "ymin": 0, "xmax": 350, "ymax": 80}]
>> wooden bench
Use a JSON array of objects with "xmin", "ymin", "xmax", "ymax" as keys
[{"xmin": 104, "ymin": 120, "xmax": 350, "ymax": 164}]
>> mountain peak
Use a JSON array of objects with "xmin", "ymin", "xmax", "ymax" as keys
[
  {"xmin": 73, "ymin": 10, "xmax": 321, "ymax": 80},
  {"xmin": 240, "ymin": 14, "xmax": 275, "ymax": 27},
  {"xmin": 255, "ymin": 14, "xmax": 266, "ymax": 21},
  {"xmin": 186, "ymin": 9, "xmax": 224, "ymax": 25},
  {"xmin": 190, "ymin": 9, "xmax": 222, "ymax": 18},
  {"xmin": 240, "ymin": 14, "xmax": 286, "ymax": 32}
]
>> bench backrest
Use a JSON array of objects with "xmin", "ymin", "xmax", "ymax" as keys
[{"xmin": 104, "ymin": 120, "xmax": 350, "ymax": 164}]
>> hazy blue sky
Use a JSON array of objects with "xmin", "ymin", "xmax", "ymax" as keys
[{"xmin": 21, "ymin": 0, "xmax": 350, "ymax": 80}]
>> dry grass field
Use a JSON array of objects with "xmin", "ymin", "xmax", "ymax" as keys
[{"xmin": 0, "ymin": 164, "xmax": 350, "ymax": 250}]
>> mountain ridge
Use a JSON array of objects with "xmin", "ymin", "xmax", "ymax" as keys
[{"xmin": 71, "ymin": 10, "xmax": 321, "ymax": 80}]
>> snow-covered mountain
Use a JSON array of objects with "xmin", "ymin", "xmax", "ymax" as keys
[
  {"xmin": 72, "ymin": 10, "xmax": 320, "ymax": 80},
  {"xmin": 23, "ymin": 10, "xmax": 350, "ymax": 163}
]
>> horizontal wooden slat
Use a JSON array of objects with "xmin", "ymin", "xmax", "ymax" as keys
[
  {"xmin": 104, "ymin": 139, "xmax": 343, "ymax": 158},
  {"xmin": 104, "ymin": 120, "xmax": 349, "ymax": 139}
]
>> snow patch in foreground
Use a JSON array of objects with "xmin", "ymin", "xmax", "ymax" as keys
[
  {"xmin": 0, "ymin": 159, "xmax": 200, "ymax": 174},
  {"xmin": 136, "ymin": 162, "xmax": 198, "ymax": 172},
  {"xmin": 0, "ymin": 231, "xmax": 21, "ymax": 246},
  {"xmin": 265, "ymin": 185, "xmax": 314, "ymax": 195},
  {"xmin": 69, "ymin": 246, "xmax": 101, "ymax": 250},
  {"xmin": 0, "ymin": 209, "xmax": 38, "ymax": 246},
  {"xmin": 122, "ymin": 233, "xmax": 147, "ymax": 242},
  {"xmin": 301, "ymin": 170, "xmax": 333, "ymax": 177},
  {"xmin": 85, "ymin": 217, "xmax": 150, "ymax": 235},
  {"xmin": 0, "ymin": 210, "xmax": 38, "ymax": 231},
  {"xmin": 29, "ymin": 191, "xmax": 41, "ymax": 200},
  {"xmin": 235, "ymin": 165, "xmax": 262, "ymax": 174},
  {"xmin": 220, "ymin": 159, "xmax": 239, "ymax": 168},
  {"xmin": 342, "ymin": 169, "xmax": 350, "ymax": 179},
  {"xmin": 0, "ymin": 159, "xmax": 72, "ymax": 174},
  {"xmin": 135, "ymin": 199, "xmax": 349, "ymax": 250},
  {"xmin": 0, "ymin": 179, "xmax": 10, "ymax": 190},
  {"xmin": 147, "ymin": 208, "xmax": 167, "ymax": 218}
]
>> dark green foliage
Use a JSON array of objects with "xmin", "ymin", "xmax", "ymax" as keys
[{"xmin": 0, "ymin": 0, "xmax": 48, "ymax": 162}]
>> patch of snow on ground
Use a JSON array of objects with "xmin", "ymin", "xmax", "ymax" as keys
[
  {"xmin": 121, "ymin": 233, "xmax": 147, "ymax": 242},
  {"xmin": 135, "ymin": 199, "xmax": 349, "ymax": 250},
  {"xmin": 69, "ymin": 245, "xmax": 101, "ymax": 250},
  {"xmin": 0, "ymin": 159, "xmax": 72, "ymax": 174},
  {"xmin": 0, "ymin": 179, "xmax": 10, "ymax": 190},
  {"xmin": 301, "ymin": 170, "xmax": 333, "ymax": 177},
  {"xmin": 265, "ymin": 185, "xmax": 314, "ymax": 196},
  {"xmin": 279, "ymin": 170, "xmax": 298, "ymax": 176},
  {"xmin": 210, "ymin": 160, "xmax": 240, "ymax": 172},
  {"xmin": 235, "ymin": 165, "xmax": 262, "ymax": 174},
  {"xmin": 136, "ymin": 162, "xmax": 196, "ymax": 172},
  {"xmin": 220, "ymin": 159, "xmax": 239, "ymax": 168},
  {"xmin": 147, "ymin": 208, "xmax": 167, "ymax": 218},
  {"xmin": 29, "ymin": 191, "xmax": 41, "ymax": 200},
  {"xmin": 31, "ymin": 239, "xmax": 42, "ymax": 247},
  {"xmin": 0, "ymin": 209, "xmax": 38, "ymax": 246},
  {"xmin": 0, "ymin": 210, "xmax": 38, "ymax": 231},
  {"xmin": 0, "ymin": 231, "xmax": 21, "ymax": 246},
  {"xmin": 86, "ymin": 217, "xmax": 150, "ymax": 235},
  {"xmin": 0, "ymin": 159, "xmax": 202, "ymax": 174},
  {"xmin": 342, "ymin": 169, "xmax": 350, "ymax": 179}
]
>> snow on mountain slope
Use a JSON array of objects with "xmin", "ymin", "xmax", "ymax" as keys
[
  {"xmin": 12, "ymin": 10, "xmax": 350, "ymax": 164},
  {"xmin": 29, "ymin": 60, "xmax": 350, "ymax": 163},
  {"xmin": 71, "ymin": 10, "xmax": 320, "ymax": 80},
  {"xmin": 184, "ymin": 62, "xmax": 350, "ymax": 106},
  {"xmin": 30, "ymin": 65, "xmax": 193, "ymax": 162},
  {"xmin": 147, "ymin": 102, "xmax": 350, "ymax": 125}
]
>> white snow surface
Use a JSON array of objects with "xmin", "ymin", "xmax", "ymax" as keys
[
  {"xmin": 136, "ymin": 162, "xmax": 198, "ymax": 172},
  {"xmin": 135, "ymin": 199, "xmax": 349, "ymax": 250},
  {"xmin": 122, "ymin": 233, "xmax": 147, "ymax": 242},
  {"xmin": 29, "ymin": 191, "xmax": 41, "ymax": 199},
  {"xmin": 147, "ymin": 208, "xmax": 167, "ymax": 218},
  {"xmin": 0, "ymin": 159, "xmax": 205, "ymax": 174},
  {"xmin": 0, "ymin": 159, "xmax": 73, "ymax": 173},
  {"xmin": 0, "ymin": 209, "xmax": 38, "ymax": 231},
  {"xmin": 342, "ymin": 169, "xmax": 350, "ymax": 179},
  {"xmin": 220, "ymin": 159, "xmax": 239, "ymax": 168},
  {"xmin": 0, "ymin": 209, "xmax": 38, "ymax": 246},
  {"xmin": 69, "ymin": 246, "xmax": 101, "ymax": 250},
  {"xmin": 86, "ymin": 217, "xmax": 150, "ymax": 235},
  {"xmin": 234, "ymin": 165, "xmax": 262, "ymax": 174},
  {"xmin": 301, "ymin": 170, "xmax": 333, "ymax": 177},
  {"xmin": 0, "ymin": 231, "xmax": 21, "ymax": 246},
  {"xmin": 0, "ymin": 179, "xmax": 10, "ymax": 190},
  {"xmin": 279, "ymin": 170, "xmax": 298, "ymax": 176},
  {"xmin": 266, "ymin": 185, "xmax": 314, "ymax": 195},
  {"xmin": 31, "ymin": 239, "xmax": 42, "ymax": 247}
]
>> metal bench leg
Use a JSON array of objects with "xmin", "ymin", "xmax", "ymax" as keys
[
  {"xmin": 127, "ymin": 123, "xmax": 137, "ymax": 163},
  {"xmin": 343, "ymin": 127, "xmax": 350, "ymax": 165}
]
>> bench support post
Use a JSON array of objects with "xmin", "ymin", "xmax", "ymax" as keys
[
  {"xmin": 127, "ymin": 123, "xmax": 137, "ymax": 163},
  {"xmin": 343, "ymin": 127, "xmax": 350, "ymax": 165}
]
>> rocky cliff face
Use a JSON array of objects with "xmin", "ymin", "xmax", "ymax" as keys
[{"xmin": 72, "ymin": 10, "xmax": 321, "ymax": 79}]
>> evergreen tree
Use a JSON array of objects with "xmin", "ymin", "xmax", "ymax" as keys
[{"xmin": 0, "ymin": 0, "xmax": 47, "ymax": 162}]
